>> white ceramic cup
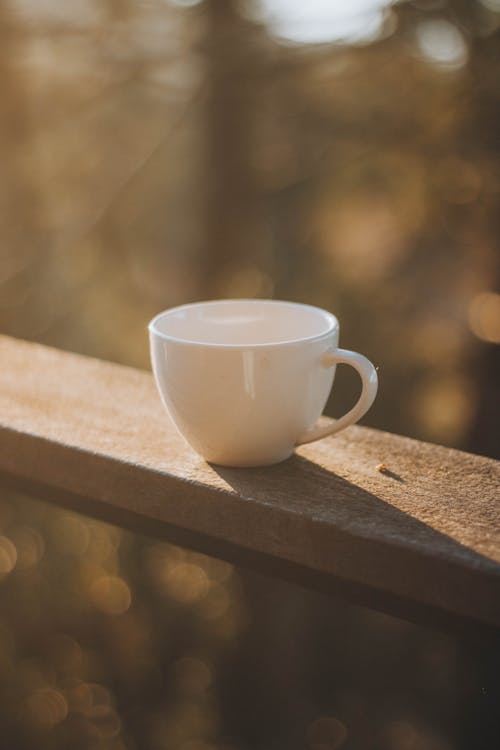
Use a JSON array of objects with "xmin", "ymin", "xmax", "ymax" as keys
[{"xmin": 149, "ymin": 299, "xmax": 378, "ymax": 467}]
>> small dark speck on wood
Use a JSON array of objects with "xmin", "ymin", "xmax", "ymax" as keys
[{"xmin": 376, "ymin": 463, "xmax": 404, "ymax": 482}]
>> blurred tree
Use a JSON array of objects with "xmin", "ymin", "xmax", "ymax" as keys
[
  {"xmin": 201, "ymin": 0, "xmax": 271, "ymax": 298},
  {"xmin": 0, "ymin": 1, "xmax": 42, "ymax": 340}
]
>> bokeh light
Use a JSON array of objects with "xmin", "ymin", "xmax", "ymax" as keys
[
  {"xmin": 415, "ymin": 19, "xmax": 468, "ymax": 68},
  {"xmin": 23, "ymin": 687, "xmax": 68, "ymax": 729},
  {"xmin": 468, "ymin": 291, "xmax": 500, "ymax": 343},
  {"xmin": 197, "ymin": 582, "xmax": 231, "ymax": 620},
  {"xmin": 0, "ymin": 536, "xmax": 17, "ymax": 577},
  {"xmin": 9, "ymin": 526, "xmax": 44, "ymax": 569},
  {"xmin": 89, "ymin": 576, "xmax": 132, "ymax": 615},
  {"xmin": 257, "ymin": 0, "xmax": 393, "ymax": 44},
  {"xmin": 164, "ymin": 562, "xmax": 210, "ymax": 604}
]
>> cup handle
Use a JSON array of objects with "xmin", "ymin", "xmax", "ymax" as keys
[{"xmin": 296, "ymin": 348, "xmax": 378, "ymax": 446}]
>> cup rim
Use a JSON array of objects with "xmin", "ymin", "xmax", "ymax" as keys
[{"xmin": 148, "ymin": 299, "xmax": 339, "ymax": 349}]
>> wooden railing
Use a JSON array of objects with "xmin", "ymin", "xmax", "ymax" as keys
[{"xmin": 0, "ymin": 335, "xmax": 498, "ymax": 633}]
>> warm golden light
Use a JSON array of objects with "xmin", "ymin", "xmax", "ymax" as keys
[
  {"xmin": 410, "ymin": 376, "xmax": 474, "ymax": 443},
  {"xmin": 0, "ymin": 536, "xmax": 17, "ymax": 576},
  {"xmin": 87, "ymin": 524, "xmax": 122, "ymax": 564},
  {"xmin": 0, "ymin": 0, "xmax": 496, "ymax": 745},
  {"xmin": 316, "ymin": 196, "xmax": 410, "ymax": 285},
  {"xmin": 9, "ymin": 526, "xmax": 44, "ymax": 569},
  {"xmin": 197, "ymin": 583, "xmax": 231, "ymax": 620},
  {"xmin": 164, "ymin": 563, "xmax": 210, "ymax": 604},
  {"xmin": 24, "ymin": 688, "xmax": 68, "ymax": 729},
  {"xmin": 89, "ymin": 576, "xmax": 132, "ymax": 615},
  {"xmin": 468, "ymin": 291, "xmax": 500, "ymax": 344},
  {"xmin": 146, "ymin": 542, "xmax": 185, "ymax": 582}
]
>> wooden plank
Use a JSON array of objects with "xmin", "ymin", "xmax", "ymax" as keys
[{"xmin": 0, "ymin": 334, "xmax": 499, "ymax": 632}]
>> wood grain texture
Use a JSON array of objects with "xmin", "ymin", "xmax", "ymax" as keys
[{"xmin": 0, "ymin": 334, "xmax": 499, "ymax": 630}]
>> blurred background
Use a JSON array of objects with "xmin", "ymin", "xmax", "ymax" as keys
[{"xmin": 0, "ymin": 0, "xmax": 499, "ymax": 748}]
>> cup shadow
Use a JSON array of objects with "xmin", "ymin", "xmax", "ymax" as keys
[{"xmin": 209, "ymin": 453, "xmax": 499, "ymax": 634}]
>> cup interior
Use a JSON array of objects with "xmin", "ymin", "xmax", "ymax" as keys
[{"xmin": 149, "ymin": 299, "xmax": 337, "ymax": 347}]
